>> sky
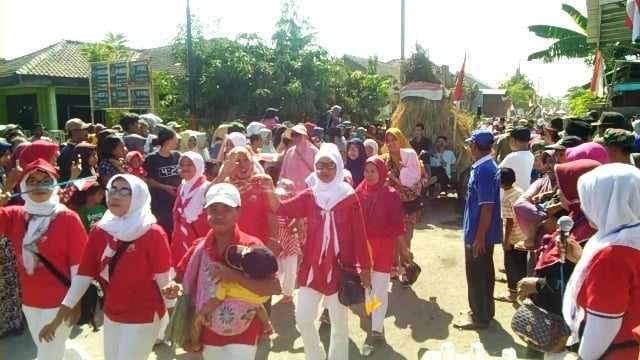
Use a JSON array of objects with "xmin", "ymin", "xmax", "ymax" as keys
[{"xmin": 1, "ymin": 0, "xmax": 592, "ymax": 97}]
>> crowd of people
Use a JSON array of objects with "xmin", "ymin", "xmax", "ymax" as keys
[
  {"xmin": 1, "ymin": 105, "xmax": 640, "ymax": 360},
  {"xmin": 457, "ymin": 112, "xmax": 640, "ymax": 359}
]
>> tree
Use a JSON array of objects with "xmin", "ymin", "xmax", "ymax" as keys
[
  {"xmin": 500, "ymin": 69, "xmax": 536, "ymax": 112},
  {"xmin": 565, "ymin": 86, "xmax": 604, "ymax": 116},
  {"xmin": 403, "ymin": 45, "xmax": 439, "ymax": 84},
  {"xmin": 540, "ymin": 96, "xmax": 565, "ymax": 113},
  {"xmin": 81, "ymin": 32, "xmax": 130, "ymax": 62},
  {"xmin": 462, "ymin": 82, "xmax": 480, "ymax": 113}
]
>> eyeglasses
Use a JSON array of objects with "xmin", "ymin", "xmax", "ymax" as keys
[
  {"xmin": 26, "ymin": 178, "xmax": 55, "ymax": 188},
  {"xmin": 107, "ymin": 186, "xmax": 132, "ymax": 197},
  {"xmin": 315, "ymin": 163, "xmax": 337, "ymax": 171}
]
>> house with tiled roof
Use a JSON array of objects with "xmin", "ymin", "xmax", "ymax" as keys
[{"xmin": 0, "ymin": 40, "xmax": 181, "ymax": 130}]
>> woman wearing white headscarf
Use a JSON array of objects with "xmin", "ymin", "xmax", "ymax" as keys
[
  {"xmin": 0, "ymin": 159, "xmax": 88, "ymax": 360},
  {"xmin": 563, "ymin": 163, "xmax": 640, "ymax": 360},
  {"xmin": 364, "ymin": 139, "xmax": 379, "ymax": 157},
  {"xmin": 40, "ymin": 174, "xmax": 174, "ymax": 360},
  {"xmin": 171, "ymin": 151, "xmax": 210, "ymax": 266},
  {"xmin": 257, "ymin": 143, "xmax": 372, "ymax": 360}
]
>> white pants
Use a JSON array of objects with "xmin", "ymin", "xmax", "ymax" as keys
[
  {"xmin": 371, "ymin": 271, "xmax": 391, "ymax": 333},
  {"xmin": 23, "ymin": 305, "xmax": 72, "ymax": 360},
  {"xmin": 103, "ymin": 314, "xmax": 162, "ymax": 360},
  {"xmin": 278, "ymin": 255, "xmax": 298, "ymax": 297},
  {"xmin": 202, "ymin": 344, "xmax": 257, "ymax": 359},
  {"xmin": 296, "ymin": 287, "xmax": 349, "ymax": 360}
]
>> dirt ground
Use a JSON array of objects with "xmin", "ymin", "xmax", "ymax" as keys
[{"xmin": 0, "ymin": 197, "xmax": 543, "ymax": 359}]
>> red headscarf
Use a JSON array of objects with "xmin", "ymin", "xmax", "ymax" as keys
[
  {"xmin": 19, "ymin": 140, "xmax": 59, "ymax": 167},
  {"xmin": 356, "ymin": 156, "xmax": 404, "ymax": 237},
  {"xmin": 536, "ymin": 159, "xmax": 600, "ymax": 270}
]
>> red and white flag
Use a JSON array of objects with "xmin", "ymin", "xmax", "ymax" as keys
[
  {"xmin": 625, "ymin": 0, "xmax": 640, "ymax": 42},
  {"xmin": 452, "ymin": 55, "xmax": 466, "ymax": 102},
  {"xmin": 590, "ymin": 49, "xmax": 605, "ymax": 97}
]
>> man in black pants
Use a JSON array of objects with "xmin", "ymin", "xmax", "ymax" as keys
[{"xmin": 454, "ymin": 129, "xmax": 502, "ymax": 330}]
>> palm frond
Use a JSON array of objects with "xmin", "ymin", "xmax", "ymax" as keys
[
  {"xmin": 528, "ymin": 36, "xmax": 593, "ymax": 63},
  {"xmin": 528, "ymin": 25, "xmax": 586, "ymax": 40},
  {"xmin": 561, "ymin": 3, "xmax": 588, "ymax": 32}
]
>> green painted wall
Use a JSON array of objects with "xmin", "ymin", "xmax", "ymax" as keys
[{"xmin": 0, "ymin": 86, "xmax": 89, "ymax": 129}]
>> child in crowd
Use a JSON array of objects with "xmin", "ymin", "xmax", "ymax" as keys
[
  {"xmin": 204, "ymin": 159, "xmax": 221, "ymax": 182},
  {"xmin": 274, "ymin": 179, "xmax": 302, "ymax": 304},
  {"xmin": 497, "ymin": 167, "xmax": 528, "ymax": 303},
  {"xmin": 189, "ymin": 245, "xmax": 278, "ymax": 350},
  {"xmin": 73, "ymin": 180, "xmax": 107, "ymax": 232},
  {"xmin": 125, "ymin": 151, "xmax": 146, "ymax": 177}
]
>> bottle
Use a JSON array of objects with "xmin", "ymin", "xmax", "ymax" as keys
[
  {"xmin": 440, "ymin": 341, "xmax": 456, "ymax": 360},
  {"xmin": 501, "ymin": 348, "xmax": 517, "ymax": 360},
  {"xmin": 469, "ymin": 342, "xmax": 485, "ymax": 360}
]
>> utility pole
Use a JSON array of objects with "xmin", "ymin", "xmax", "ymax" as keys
[
  {"xmin": 400, "ymin": 0, "xmax": 405, "ymax": 84},
  {"xmin": 186, "ymin": 0, "xmax": 197, "ymax": 130}
]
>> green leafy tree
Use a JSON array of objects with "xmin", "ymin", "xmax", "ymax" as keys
[
  {"xmin": 462, "ymin": 82, "xmax": 480, "ymax": 112},
  {"xmin": 81, "ymin": 32, "xmax": 130, "ymax": 62},
  {"xmin": 565, "ymin": 86, "xmax": 604, "ymax": 116},
  {"xmin": 403, "ymin": 45, "xmax": 439, "ymax": 84},
  {"xmin": 500, "ymin": 70, "xmax": 536, "ymax": 112}
]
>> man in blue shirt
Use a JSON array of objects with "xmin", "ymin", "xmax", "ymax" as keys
[{"xmin": 454, "ymin": 129, "xmax": 502, "ymax": 330}]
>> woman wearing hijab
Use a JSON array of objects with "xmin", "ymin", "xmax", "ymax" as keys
[
  {"xmin": 258, "ymin": 143, "xmax": 372, "ymax": 360},
  {"xmin": 0, "ymin": 159, "xmax": 88, "ymax": 358},
  {"xmin": 381, "ymin": 128, "xmax": 422, "ymax": 285},
  {"xmin": 279, "ymin": 125, "xmax": 318, "ymax": 193},
  {"xmin": 171, "ymin": 152, "xmax": 210, "ymax": 266},
  {"xmin": 40, "ymin": 174, "xmax": 173, "ymax": 360},
  {"xmin": 97, "ymin": 135, "xmax": 127, "ymax": 186},
  {"xmin": 260, "ymin": 128, "xmax": 277, "ymax": 154},
  {"xmin": 565, "ymin": 142, "xmax": 610, "ymax": 163},
  {"xmin": 364, "ymin": 139, "xmax": 379, "ymax": 158},
  {"xmin": 345, "ymin": 139, "xmax": 367, "ymax": 187},
  {"xmin": 210, "ymin": 124, "xmax": 229, "ymax": 160},
  {"xmin": 145, "ymin": 125, "xmax": 181, "ymax": 236},
  {"xmin": 561, "ymin": 163, "xmax": 640, "ymax": 359},
  {"xmin": 215, "ymin": 147, "xmax": 277, "ymax": 251},
  {"xmin": 19, "ymin": 140, "xmax": 59, "ymax": 167},
  {"xmin": 356, "ymin": 156, "xmax": 411, "ymax": 350},
  {"xmin": 516, "ymin": 159, "xmax": 600, "ymax": 317}
]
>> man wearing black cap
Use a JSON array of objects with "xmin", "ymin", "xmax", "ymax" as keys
[
  {"xmin": 262, "ymin": 107, "xmax": 279, "ymax": 129},
  {"xmin": 544, "ymin": 135, "xmax": 583, "ymax": 163},
  {"xmin": 603, "ymin": 128, "xmax": 636, "ymax": 164},
  {"xmin": 592, "ymin": 112, "xmax": 632, "ymax": 139},
  {"xmin": 499, "ymin": 127, "xmax": 534, "ymax": 192},
  {"xmin": 543, "ymin": 118, "xmax": 563, "ymax": 145},
  {"xmin": 564, "ymin": 119, "xmax": 592, "ymax": 142}
]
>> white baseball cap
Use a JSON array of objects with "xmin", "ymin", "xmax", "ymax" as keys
[
  {"xmin": 205, "ymin": 183, "xmax": 242, "ymax": 208},
  {"xmin": 246, "ymin": 121, "xmax": 266, "ymax": 137}
]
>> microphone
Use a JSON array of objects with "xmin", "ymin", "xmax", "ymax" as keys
[{"xmin": 557, "ymin": 216, "xmax": 574, "ymax": 263}]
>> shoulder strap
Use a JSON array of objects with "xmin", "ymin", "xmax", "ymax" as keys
[
  {"xmin": 295, "ymin": 147, "xmax": 314, "ymax": 172},
  {"xmin": 35, "ymin": 252, "xmax": 71, "ymax": 287},
  {"xmin": 109, "ymin": 241, "xmax": 133, "ymax": 277}
]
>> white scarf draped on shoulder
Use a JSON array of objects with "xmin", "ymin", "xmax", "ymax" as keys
[
  {"xmin": 21, "ymin": 171, "xmax": 65, "ymax": 275},
  {"xmin": 177, "ymin": 151, "xmax": 207, "ymax": 223},
  {"xmin": 563, "ymin": 163, "xmax": 640, "ymax": 343}
]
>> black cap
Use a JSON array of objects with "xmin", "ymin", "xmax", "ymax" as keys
[
  {"xmin": 564, "ymin": 120, "xmax": 592, "ymax": 141},
  {"xmin": 545, "ymin": 135, "xmax": 583, "ymax": 150},
  {"xmin": 546, "ymin": 117, "xmax": 564, "ymax": 132},
  {"xmin": 509, "ymin": 127, "xmax": 531, "ymax": 142},
  {"xmin": 264, "ymin": 107, "xmax": 279, "ymax": 118},
  {"xmin": 593, "ymin": 112, "xmax": 631, "ymax": 130}
]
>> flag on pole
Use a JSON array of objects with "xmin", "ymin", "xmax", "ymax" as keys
[
  {"xmin": 625, "ymin": 0, "xmax": 640, "ymax": 42},
  {"xmin": 452, "ymin": 55, "xmax": 466, "ymax": 102},
  {"xmin": 590, "ymin": 49, "xmax": 605, "ymax": 97}
]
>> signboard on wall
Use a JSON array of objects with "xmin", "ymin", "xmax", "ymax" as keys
[{"xmin": 89, "ymin": 60, "xmax": 153, "ymax": 110}]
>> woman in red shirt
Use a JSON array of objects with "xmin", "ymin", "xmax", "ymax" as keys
[
  {"xmin": 171, "ymin": 151, "xmax": 210, "ymax": 266},
  {"xmin": 356, "ymin": 156, "xmax": 412, "ymax": 347},
  {"xmin": 563, "ymin": 163, "xmax": 640, "ymax": 360},
  {"xmin": 165, "ymin": 183, "xmax": 281, "ymax": 359},
  {"xmin": 257, "ymin": 143, "xmax": 372, "ymax": 360},
  {"xmin": 39, "ymin": 174, "xmax": 173, "ymax": 360},
  {"xmin": 0, "ymin": 159, "xmax": 87, "ymax": 360}
]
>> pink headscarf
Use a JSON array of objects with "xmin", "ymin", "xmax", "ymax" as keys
[{"xmin": 565, "ymin": 142, "xmax": 609, "ymax": 164}]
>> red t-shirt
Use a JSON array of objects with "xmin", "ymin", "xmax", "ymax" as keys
[
  {"xmin": 577, "ymin": 245, "xmax": 640, "ymax": 360},
  {"xmin": 176, "ymin": 227, "xmax": 265, "ymax": 347},
  {"xmin": 278, "ymin": 190, "xmax": 371, "ymax": 295},
  {"xmin": 0, "ymin": 206, "xmax": 87, "ymax": 309},
  {"xmin": 78, "ymin": 224, "xmax": 171, "ymax": 324},
  {"xmin": 237, "ymin": 186, "xmax": 272, "ymax": 242}
]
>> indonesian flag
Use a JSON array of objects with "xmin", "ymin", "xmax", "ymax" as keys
[
  {"xmin": 590, "ymin": 49, "xmax": 605, "ymax": 97},
  {"xmin": 452, "ymin": 55, "xmax": 466, "ymax": 102},
  {"xmin": 625, "ymin": 0, "xmax": 640, "ymax": 42}
]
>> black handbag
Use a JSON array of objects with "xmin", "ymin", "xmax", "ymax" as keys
[
  {"xmin": 510, "ymin": 299, "xmax": 571, "ymax": 353},
  {"xmin": 338, "ymin": 269, "xmax": 365, "ymax": 307}
]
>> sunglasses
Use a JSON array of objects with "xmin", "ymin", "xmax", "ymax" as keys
[{"xmin": 107, "ymin": 186, "xmax": 132, "ymax": 197}]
